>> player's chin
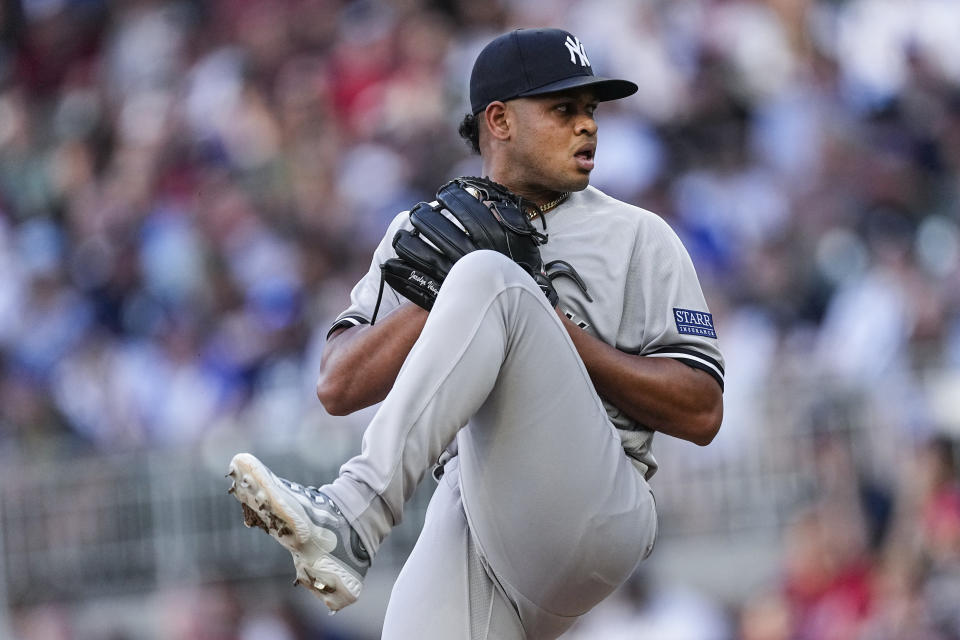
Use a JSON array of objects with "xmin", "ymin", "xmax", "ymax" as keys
[
  {"xmin": 565, "ymin": 171, "xmax": 592, "ymax": 192},
  {"xmin": 544, "ymin": 164, "xmax": 591, "ymax": 193}
]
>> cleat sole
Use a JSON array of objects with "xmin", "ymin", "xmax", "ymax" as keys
[{"xmin": 227, "ymin": 453, "xmax": 363, "ymax": 612}]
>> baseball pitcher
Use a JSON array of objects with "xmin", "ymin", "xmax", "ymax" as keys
[{"xmin": 227, "ymin": 28, "xmax": 724, "ymax": 639}]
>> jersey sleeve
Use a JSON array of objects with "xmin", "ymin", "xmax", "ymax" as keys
[
  {"xmin": 621, "ymin": 216, "xmax": 725, "ymax": 389},
  {"xmin": 327, "ymin": 211, "xmax": 412, "ymax": 338}
]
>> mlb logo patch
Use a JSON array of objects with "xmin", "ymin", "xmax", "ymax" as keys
[{"xmin": 673, "ymin": 308, "xmax": 717, "ymax": 338}]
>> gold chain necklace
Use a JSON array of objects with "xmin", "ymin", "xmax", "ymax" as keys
[{"xmin": 528, "ymin": 192, "xmax": 569, "ymax": 220}]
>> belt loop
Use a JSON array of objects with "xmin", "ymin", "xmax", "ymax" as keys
[{"xmin": 432, "ymin": 449, "xmax": 454, "ymax": 483}]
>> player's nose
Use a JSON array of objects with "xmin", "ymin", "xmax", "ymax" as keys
[{"xmin": 575, "ymin": 114, "xmax": 598, "ymax": 136}]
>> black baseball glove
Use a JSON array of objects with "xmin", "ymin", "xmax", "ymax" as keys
[
  {"xmin": 378, "ymin": 177, "xmax": 554, "ymax": 311},
  {"xmin": 371, "ymin": 177, "xmax": 593, "ymax": 323}
]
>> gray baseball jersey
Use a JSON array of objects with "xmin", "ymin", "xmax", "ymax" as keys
[{"xmin": 329, "ymin": 185, "xmax": 724, "ymax": 479}]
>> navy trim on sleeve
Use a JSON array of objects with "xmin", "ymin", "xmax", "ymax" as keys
[
  {"xmin": 646, "ymin": 346, "xmax": 724, "ymax": 391},
  {"xmin": 326, "ymin": 315, "xmax": 369, "ymax": 340},
  {"xmin": 669, "ymin": 357, "xmax": 724, "ymax": 391},
  {"xmin": 649, "ymin": 346, "xmax": 724, "ymax": 375}
]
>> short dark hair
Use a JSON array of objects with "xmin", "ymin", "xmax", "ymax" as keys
[{"xmin": 458, "ymin": 112, "xmax": 480, "ymax": 154}]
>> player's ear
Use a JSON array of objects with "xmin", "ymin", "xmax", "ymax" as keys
[{"xmin": 483, "ymin": 101, "xmax": 510, "ymax": 142}]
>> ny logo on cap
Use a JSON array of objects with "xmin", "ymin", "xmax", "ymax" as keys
[{"xmin": 564, "ymin": 35, "xmax": 591, "ymax": 67}]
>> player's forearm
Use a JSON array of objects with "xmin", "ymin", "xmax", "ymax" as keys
[
  {"xmin": 317, "ymin": 304, "xmax": 429, "ymax": 415},
  {"xmin": 558, "ymin": 313, "xmax": 723, "ymax": 446}
]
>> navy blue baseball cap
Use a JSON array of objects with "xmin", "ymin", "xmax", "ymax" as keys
[{"xmin": 470, "ymin": 28, "xmax": 638, "ymax": 115}]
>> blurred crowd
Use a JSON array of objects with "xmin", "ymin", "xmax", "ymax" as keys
[
  {"xmin": 2, "ymin": 0, "xmax": 960, "ymax": 638},
  {"xmin": 2, "ymin": 0, "xmax": 959, "ymax": 448}
]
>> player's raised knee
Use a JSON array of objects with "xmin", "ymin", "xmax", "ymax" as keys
[{"xmin": 445, "ymin": 249, "xmax": 532, "ymax": 292}]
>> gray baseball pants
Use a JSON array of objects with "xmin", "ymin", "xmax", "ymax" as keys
[{"xmin": 324, "ymin": 250, "xmax": 657, "ymax": 639}]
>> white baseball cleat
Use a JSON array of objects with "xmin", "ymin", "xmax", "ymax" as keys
[{"xmin": 227, "ymin": 453, "xmax": 370, "ymax": 612}]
